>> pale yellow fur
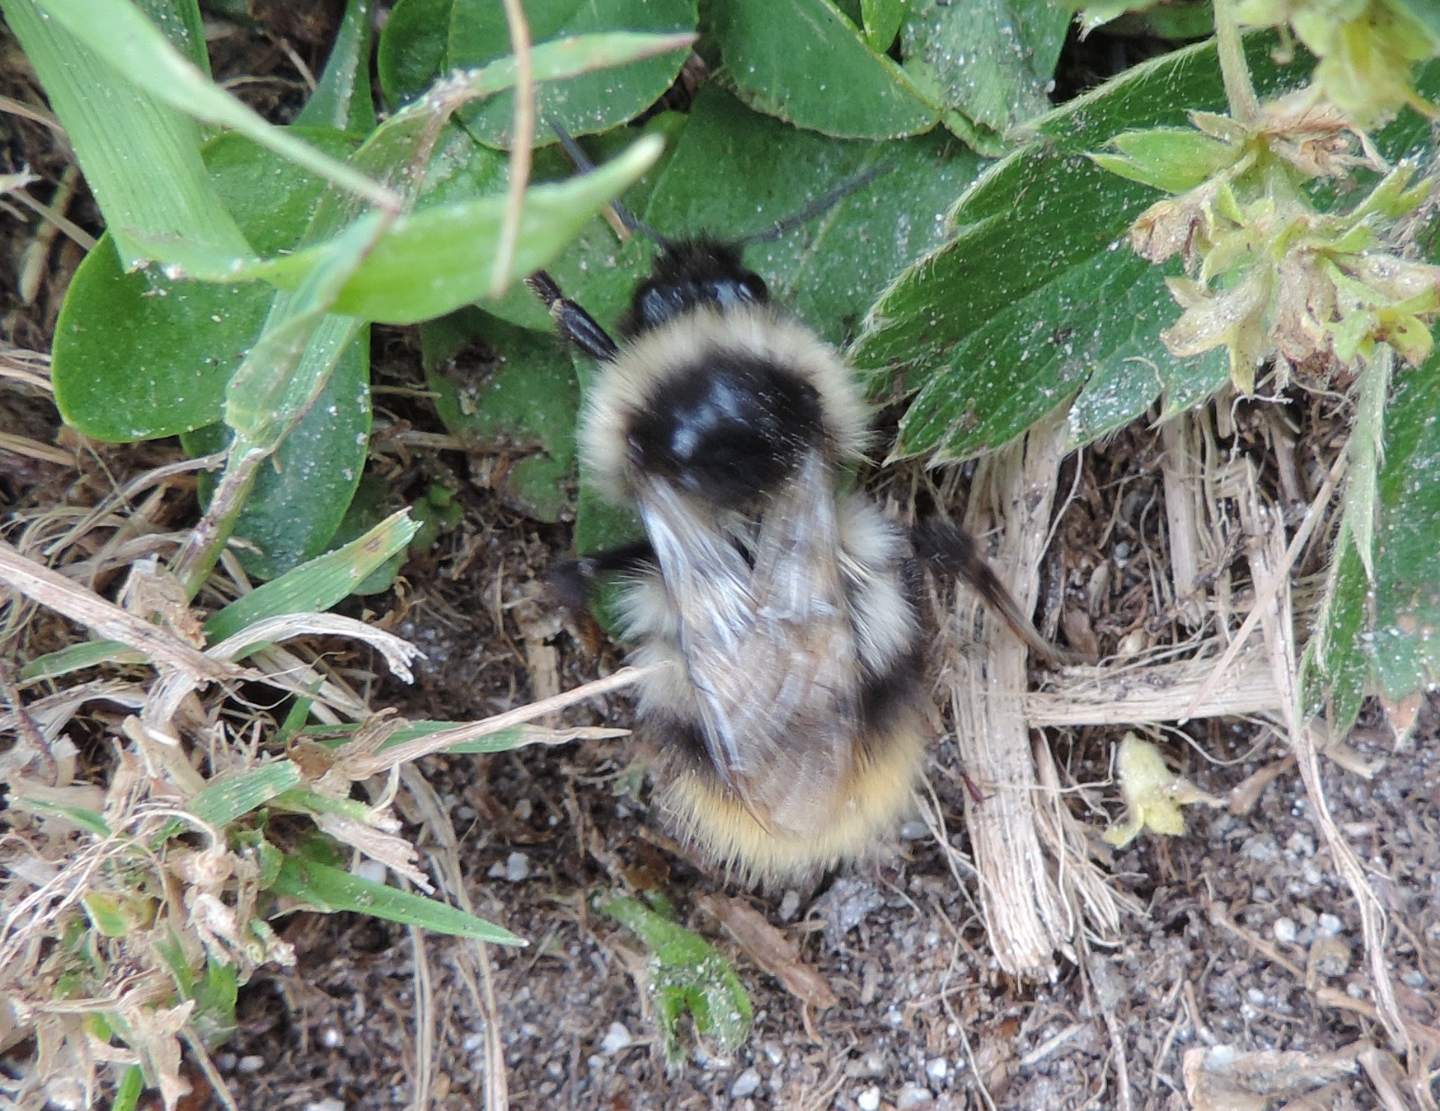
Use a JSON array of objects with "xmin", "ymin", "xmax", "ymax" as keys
[{"xmin": 655, "ymin": 714, "xmax": 926, "ymax": 885}]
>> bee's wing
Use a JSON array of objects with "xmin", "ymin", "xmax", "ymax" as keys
[{"xmin": 638, "ymin": 454, "xmax": 861, "ymax": 836}]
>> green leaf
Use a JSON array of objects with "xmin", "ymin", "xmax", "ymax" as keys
[
  {"xmin": 9, "ymin": 797, "xmax": 112, "ymax": 837},
  {"xmin": 32, "ymin": 0, "xmax": 395, "ymax": 209},
  {"xmin": 377, "ymin": 0, "xmax": 451, "ymax": 108},
  {"xmin": 112, "ymin": 1065, "xmax": 145, "ymax": 1111},
  {"xmin": 1302, "ymin": 533, "xmax": 1369, "ymax": 734},
  {"xmin": 1371, "ymin": 346, "xmax": 1440, "ymax": 701},
  {"xmin": 601, "ymin": 894, "xmax": 752, "ymax": 1068},
  {"xmin": 186, "ymin": 761, "xmax": 304, "ymax": 827},
  {"xmin": 860, "ymin": 0, "xmax": 909, "ymax": 51},
  {"xmin": 19, "ymin": 639, "xmax": 144, "ymax": 682},
  {"xmin": 271, "ymin": 854, "xmax": 525, "ymax": 945},
  {"xmin": 80, "ymin": 891, "xmax": 154, "ymax": 938},
  {"xmin": 139, "ymin": 135, "xmax": 665, "ymax": 324},
  {"xmin": 52, "ymin": 129, "xmax": 356, "ymax": 443},
  {"xmin": 447, "ymin": 0, "xmax": 696, "ymax": 147},
  {"xmin": 295, "ymin": 0, "xmax": 377, "ymax": 134},
  {"xmin": 709, "ymin": 0, "xmax": 940, "ymax": 140},
  {"xmin": 901, "ymin": 0, "xmax": 1073, "ymax": 138},
  {"xmin": 3, "ymin": 0, "xmax": 250, "ymax": 266},
  {"xmin": 182, "ymin": 325, "xmax": 370, "ymax": 579},
  {"xmin": 203, "ymin": 508, "xmax": 419, "ymax": 642},
  {"xmin": 1090, "ymin": 127, "xmax": 1241, "ymax": 193},
  {"xmin": 850, "ymin": 33, "xmax": 1303, "ymax": 460},
  {"xmin": 423, "ymin": 309, "xmax": 579, "ymax": 522}
]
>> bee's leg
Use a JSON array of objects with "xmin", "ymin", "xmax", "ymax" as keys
[
  {"xmin": 912, "ymin": 520, "xmax": 1065, "ymax": 665},
  {"xmin": 548, "ymin": 540, "xmax": 657, "ymax": 613},
  {"xmin": 525, "ymin": 270, "xmax": 619, "ymax": 361}
]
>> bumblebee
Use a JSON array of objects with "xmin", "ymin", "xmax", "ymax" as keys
[{"xmin": 529, "ymin": 221, "xmax": 1056, "ymax": 883}]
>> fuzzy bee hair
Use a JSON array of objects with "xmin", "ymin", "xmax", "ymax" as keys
[{"xmin": 530, "ymin": 231, "xmax": 1054, "ymax": 885}]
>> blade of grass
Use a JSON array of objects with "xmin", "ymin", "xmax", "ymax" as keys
[
  {"xmin": 32, "ymin": 0, "xmax": 398, "ymax": 210},
  {"xmin": 203, "ymin": 509, "xmax": 418, "ymax": 643},
  {"xmin": 3, "ymin": 0, "xmax": 251, "ymax": 264},
  {"xmin": 19, "ymin": 639, "xmax": 145, "ymax": 682},
  {"xmin": 295, "ymin": 0, "xmax": 377, "ymax": 134},
  {"xmin": 186, "ymin": 761, "xmax": 304, "ymax": 827},
  {"xmin": 271, "ymin": 854, "xmax": 525, "ymax": 945}
]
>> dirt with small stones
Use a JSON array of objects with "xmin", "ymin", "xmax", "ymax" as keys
[{"xmin": 2, "ymin": 6, "xmax": 1437, "ymax": 1110}]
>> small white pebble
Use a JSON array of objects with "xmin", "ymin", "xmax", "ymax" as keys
[
  {"xmin": 355, "ymin": 859, "xmax": 386, "ymax": 885},
  {"xmin": 731, "ymin": 1068, "xmax": 761, "ymax": 1099},
  {"xmin": 898, "ymin": 1086, "xmax": 934, "ymax": 1110},
  {"xmin": 1402, "ymin": 970, "xmax": 1428, "ymax": 989},
  {"xmin": 1273, "ymin": 917, "xmax": 1297, "ymax": 944},
  {"xmin": 504, "ymin": 852, "xmax": 530, "ymax": 882},
  {"xmin": 513, "ymin": 798, "xmax": 533, "ymax": 821},
  {"xmin": 216, "ymin": 1053, "xmax": 237, "ymax": 1072},
  {"xmin": 600, "ymin": 1022, "xmax": 632, "ymax": 1055},
  {"xmin": 926, "ymin": 1057, "xmax": 949, "ymax": 1081},
  {"xmin": 899, "ymin": 820, "xmax": 929, "ymax": 841},
  {"xmin": 778, "ymin": 890, "xmax": 801, "ymax": 920},
  {"xmin": 304, "ymin": 1101, "xmax": 345, "ymax": 1111},
  {"xmin": 1246, "ymin": 988, "xmax": 1267, "ymax": 1005},
  {"xmin": 763, "ymin": 1040, "xmax": 784, "ymax": 1066},
  {"xmin": 320, "ymin": 1027, "xmax": 342, "ymax": 1048},
  {"xmin": 237, "ymin": 1055, "xmax": 265, "ymax": 1074},
  {"xmin": 857, "ymin": 1086, "xmax": 881, "ymax": 1111},
  {"xmin": 1318, "ymin": 913, "xmax": 1343, "ymax": 936},
  {"xmin": 462, "ymin": 1032, "xmax": 484, "ymax": 1051}
]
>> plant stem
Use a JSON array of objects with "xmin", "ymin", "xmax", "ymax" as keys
[{"xmin": 1213, "ymin": 0, "xmax": 1260, "ymax": 124}]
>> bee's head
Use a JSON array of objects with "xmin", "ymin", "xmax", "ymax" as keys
[
  {"xmin": 625, "ymin": 351, "xmax": 824, "ymax": 508},
  {"xmin": 621, "ymin": 239, "xmax": 769, "ymax": 338}
]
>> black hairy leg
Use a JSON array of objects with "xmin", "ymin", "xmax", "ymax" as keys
[
  {"xmin": 548, "ymin": 540, "xmax": 657, "ymax": 613},
  {"xmin": 912, "ymin": 520, "xmax": 1066, "ymax": 665},
  {"xmin": 525, "ymin": 270, "xmax": 619, "ymax": 361}
]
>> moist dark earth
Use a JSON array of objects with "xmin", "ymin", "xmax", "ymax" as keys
[{"xmin": 2, "ymin": 6, "xmax": 1437, "ymax": 1110}]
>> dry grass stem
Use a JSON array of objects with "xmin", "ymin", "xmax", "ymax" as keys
[
  {"xmin": 952, "ymin": 410, "xmax": 1074, "ymax": 978},
  {"xmin": 1237, "ymin": 467, "xmax": 1415, "ymax": 1069},
  {"xmin": 0, "ymin": 539, "xmax": 234, "ymax": 682}
]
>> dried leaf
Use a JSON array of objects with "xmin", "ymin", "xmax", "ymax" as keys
[{"xmin": 697, "ymin": 894, "xmax": 838, "ymax": 1010}]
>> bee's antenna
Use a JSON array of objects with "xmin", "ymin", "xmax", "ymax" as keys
[
  {"xmin": 546, "ymin": 116, "xmax": 670, "ymax": 248},
  {"xmin": 739, "ymin": 164, "xmax": 890, "ymax": 246}
]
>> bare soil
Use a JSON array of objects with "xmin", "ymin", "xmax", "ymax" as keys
[{"xmin": 2, "ymin": 7, "xmax": 1436, "ymax": 1110}]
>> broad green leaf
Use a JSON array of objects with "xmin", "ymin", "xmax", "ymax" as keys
[
  {"xmin": 271, "ymin": 854, "xmax": 525, "ymax": 945},
  {"xmin": 1371, "ymin": 346, "xmax": 1440, "ymax": 701},
  {"xmin": 33, "ymin": 0, "xmax": 395, "ymax": 209},
  {"xmin": 295, "ymin": 0, "xmax": 377, "ymax": 134},
  {"xmin": 3, "ymin": 0, "xmax": 250, "ymax": 266},
  {"xmin": 860, "ymin": 0, "xmax": 909, "ymax": 51},
  {"xmin": 850, "ymin": 34, "xmax": 1307, "ymax": 460},
  {"xmin": 601, "ymin": 894, "xmax": 752, "ymax": 1068},
  {"xmin": 186, "ymin": 761, "xmax": 303, "ymax": 827},
  {"xmin": 901, "ymin": 0, "xmax": 1072, "ymax": 138},
  {"xmin": 377, "ymin": 0, "xmax": 451, "ymax": 108},
  {"xmin": 203, "ymin": 509, "xmax": 418, "ymax": 642},
  {"xmin": 638, "ymin": 89, "xmax": 985, "ymax": 345},
  {"xmin": 709, "ymin": 0, "xmax": 940, "ymax": 140},
  {"xmin": 446, "ymin": 0, "xmax": 695, "ymax": 147},
  {"xmin": 52, "ymin": 129, "xmax": 355, "ymax": 443},
  {"xmin": 183, "ymin": 325, "xmax": 370, "ymax": 580},
  {"xmin": 423, "ymin": 309, "xmax": 579, "ymax": 523}
]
